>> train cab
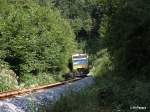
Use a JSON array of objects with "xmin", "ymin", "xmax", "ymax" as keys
[{"xmin": 72, "ymin": 53, "xmax": 89, "ymax": 77}]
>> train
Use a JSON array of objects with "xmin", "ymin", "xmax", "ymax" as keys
[{"xmin": 65, "ymin": 53, "xmax": 89, "ymax": 79}]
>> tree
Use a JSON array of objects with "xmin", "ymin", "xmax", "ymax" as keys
[
  {"xmin": 0, "ymin": 0, "xmax": 76, "ymax": 77},
  {"xmin": 104, "ymin": 0, "xmax": 150, "ymax": 78}
]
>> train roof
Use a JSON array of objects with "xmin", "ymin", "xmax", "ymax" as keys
[{"xmin": 72, "ymin": 53, "xmax": 88, "ymax": 58}]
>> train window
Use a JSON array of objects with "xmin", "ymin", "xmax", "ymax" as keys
[{"xmin": 73, "ymin": 59, "xmax": 88, "ymax": 65}]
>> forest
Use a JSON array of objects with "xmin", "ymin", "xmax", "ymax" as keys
[{"xmin": 0, "ymin": 0, "xmax": 150, "ymax": 111}]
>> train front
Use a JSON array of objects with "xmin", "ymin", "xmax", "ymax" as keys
[{"xmin": 72, "ymin": 53, "xmax": 89, "ymax": 77}]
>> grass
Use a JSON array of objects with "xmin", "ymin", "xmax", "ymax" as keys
[
  {"xmin": 51, "ymin": 86, "xmax": 100, "ymax": 112},
  {"xmin": 0, "ymin": 71, "xmax": 18, "ymax": 92},
  {"xmin": 0, "ymin": 71, "xmax": 65, "ymax": 92},
  {"xmin": 0, "ymin": 75, "xmax": 18, "ymax": 92},
  {"xmin": 19, "ymin": 73, "xmax": 63, "ymax": 88}
]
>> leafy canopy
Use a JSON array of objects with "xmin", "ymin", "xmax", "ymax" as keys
[{"xmin": 0, "ymin": 0, "xmax": 76, "ymax": 76}]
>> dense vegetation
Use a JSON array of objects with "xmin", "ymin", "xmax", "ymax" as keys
[
  {"xmin": 0, "ymin": 0, "xmax": 76, "ymax": 89},
  {"xmin": 50, "ymin": 0, "xmax": 105, "ymax": 65},
  {"xmin": 105, "ymin": 0, "xmax": 150, "ymax": 79},
  {"xmin": 52, "ymin": 0, "xmax": 150, "ymax": 111},
  {"xmin": 0, "ymin": 0, "xmax": 150, "ymax": 111},
  {"xmin": 52, "ymin": 75, "xmax": 150, "ymax": 112}
]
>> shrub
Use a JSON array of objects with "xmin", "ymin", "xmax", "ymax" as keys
[
  {"xmin": 52, "ymin": 89, "xmax": 99, "ymax": 112},
  {"xmin": 0, "ymin": 0, "xmax": 76, "ymax": 77},
  {"xmin": 0, "ymin": 67, "xmax": 18, "ymax": 92},
  {"xmin": 19, "ymin": 73, "xmax": 56, "ymax": 88},
  {"xmin": 91, "ymin": 49, "xmax": 111, "ymax": 76}
]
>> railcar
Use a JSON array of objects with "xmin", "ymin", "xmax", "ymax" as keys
[{"xmin": 65, "ymin": 53, "xmax": 89, "ymax": 79}]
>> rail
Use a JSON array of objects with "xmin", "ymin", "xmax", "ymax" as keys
[{"xmin": 0, "ymin": 77, "xmax": 83, "ymax": 100}]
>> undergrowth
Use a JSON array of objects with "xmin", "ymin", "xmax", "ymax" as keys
[
  {"xmin": 51, "ymin": 74, "xmax": 150, "ymax": 112},
  {"xmin": 19, "ymin": 73, "xmax": 63, "ymax": 88}
]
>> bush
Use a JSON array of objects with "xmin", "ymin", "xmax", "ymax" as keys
[
  {"xmin": 52, "ymin": 88, "xmax": 99, "ymax": 112},
  {"xmin": 91, "ymin": 49, "xmax": 112, "ymax": 76},
  {"xmin": 19, "ymin": 73, "xmax": 56, "ymax": 88},
  {"xmin": 0, "ymin": 67, "xmax": 18, "ymax": 92},
  {"xmin": 95, "ymin": 76, "xmax": 150, "ymax": 111},
  {"xmin": 0, "ymin": 0, "xmax": 76, "ymax": 77}
]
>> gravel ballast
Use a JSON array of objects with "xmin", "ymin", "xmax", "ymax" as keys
[{"xmin": 0, "ymin": 76, "xmax": 94, "ymax": 112}]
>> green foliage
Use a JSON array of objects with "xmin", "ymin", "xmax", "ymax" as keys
[
  {"xmin": 0, "ymin": 67, "xmax": 18, "ymax": 92},
  {"xmin": 104, "ymin": 0, "xmax": 150, "ymax": 78},
  {"xmin": 52, "ymin": 75, "xmax": 150, "ymax": 112},
  {"xmin": 0, "ymin": 0, "xmax": 76, "ymax": 77},
  {"xmin": 50, "ymin": 0, "xmax": 104, "ymax": 57},
  {"xmin": 52, "ymin": 89, "xmax": 99, "ymax": 112},
  {"xmin": 19, "ymin": 73, "xmax": 56, "ymax": 87},
  {"xmin": 91, "ymin": 49, "xmax": 111, "ymax": 76},
  {"xmin": 95, "ymin": 76, "xmax": 150, "ymax": 111},
  {"xmin": 51, "ymin": 0, "xmax": 94, "ymax": 33},
  {"xmin": 52, "ymin": 0, "xmax": 150, "ymax": 112}
]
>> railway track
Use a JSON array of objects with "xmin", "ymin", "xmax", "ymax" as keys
[{"xmin": 0, "ymin": 77, "xmax": 83, "ymax": 100}]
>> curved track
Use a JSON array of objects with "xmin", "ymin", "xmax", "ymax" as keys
[{"xmin": 0, "ymin": 77, "xmax": 82, "ymax": 100}]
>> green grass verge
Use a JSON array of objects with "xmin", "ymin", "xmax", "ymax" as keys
[
  {"xmin": 0, "ymin": 72, "xmax": 65, "ymax": 92},
  {"xmin": 19, "ymin": 73, "xmax": 62, "ymax": 88}
]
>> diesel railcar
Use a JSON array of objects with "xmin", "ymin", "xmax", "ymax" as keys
[{"xmin": 66, "ymin": 53, "xmax": 89, "ymax": 79}]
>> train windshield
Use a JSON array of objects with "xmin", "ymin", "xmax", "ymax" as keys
[{"xmin": 73, "ymin": 59, "xmax": 88, "ymax": 65}]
